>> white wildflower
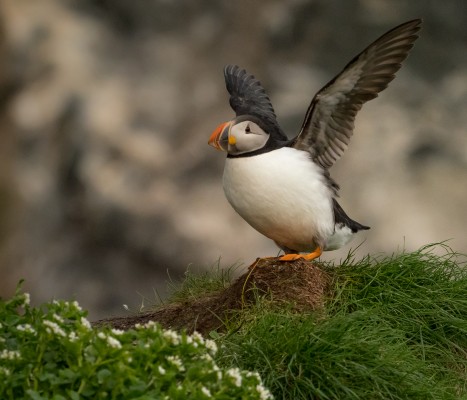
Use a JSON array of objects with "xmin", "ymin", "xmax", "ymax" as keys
[
  {"xmin": 106, "ymin": 335, "xmax": 122, "ymax": 349},
  {"xmin": 111, "ymin": 328, "xmax": 124, "ymax": 336},
  {"xmin": 22, "ymin": 293, "xmax": 30, "ymax": 306},
  {"xmin": 226, "ymin": 367, "xmax": 242, "ymax": 387},
  {"xmin": 192, "ymin": 331, "xmax": 204, "ymax": 344},
  {"xmin": 0, "ymin": 367, "xmax": 10, "ymax": 376},
  {"xmin": 201, "ymin": 386, "xmax": 212, "ymax": 397},
  {"xmin": 158, "ymin": 365, "xmax": 166, "ymax": 375},
  {"xmin": 256, "ymin": 384, "xmax": 273, "ymax": 400},
  {"xmin": 124, "ymin": 350, "xmax": 133, "ymax": 363},
  {"xmin": 68, "ymin": 331, "xmax": 78, "ymax": 342},
  {"xmin": 71, "ymin": 300, "xmax": 82, "ymax": 311},
  {"xmin": 200, "ymin": 353, "xmax": 213, "ymax": 362},
  {"xmin": 163, "ymin": 329, "xmax": 181, "ymax": 345},
  {"xmin": 97, "ymin": 332, "xmax": 122, "ymax": 349},
  {"xmin": 16, "ymin": 324, "xmax": 35, "ymax": 334},
  {"xmin": 123, "ymin": 304, "xmax": 129, "ymax": 311},
  {"xmin": 0, "ymin": 350, "xmax": 20, "ymax": 360},
  {"xmin": 134, "ymin": 323, "xmax": 143, "ymax": 329},
  {"xmin": 167, "ymin": 355, "xmax": 185, "ymax": 371},
  {"xmin": 212, "ymin": 363, "xmax": 222, "ymax": 380},
  {"xmin": 144, "ymin": 321, "xmax": 157, "ymax": 329},
  {"xmin": 80, "ymin": 317, "xmax": 91, "ymax": 330},
  {"xmin": 205, "ymin": 339, "xmax": 218, "ymax": 355},
  {"xmin": 247, "ymin": 371, "xmax": 261, "ymax": 380},
  {"xmin": 52, "ymin": 313, "xmax": 64, "ymax": 324},
  {"xmin": 43, "ymin": 320, "xmax": 66, "ymax": 337}
]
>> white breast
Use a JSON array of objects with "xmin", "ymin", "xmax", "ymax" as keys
[{"xmin": 223, "ymin": 147, "xmax": 335, "ymax": 252}]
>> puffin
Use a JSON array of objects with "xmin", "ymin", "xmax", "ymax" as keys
[{"xmin": 208, "ymin": 19, "xmax": 422, "ymax": 261}]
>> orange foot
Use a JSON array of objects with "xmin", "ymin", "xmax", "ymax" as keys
[{"xmin": 278, "ymin": 247, "xmax": 322, "ymax": 262}]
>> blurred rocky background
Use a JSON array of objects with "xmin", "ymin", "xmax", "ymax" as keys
[{"xmin": 0, "ymin": 0, "xmax": 465, "ymax": 319}]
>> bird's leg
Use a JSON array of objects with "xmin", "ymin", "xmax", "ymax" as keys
[{"xmin": 278, "ymin": 247, "xmax": 322, "ymax": 262}]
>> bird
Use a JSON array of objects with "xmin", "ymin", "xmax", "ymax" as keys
[{"xmin": 208, "ymin": 19, "xmax": 422, "ymax": 262}]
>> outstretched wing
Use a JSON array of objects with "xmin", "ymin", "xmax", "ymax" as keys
[
  {"xmin": 292, "ymin": 19, "xmax": 422, "ymax": 169},
  {"xmin": 224, "ymin": 65, "xmax": 288, "ymax": 141}
]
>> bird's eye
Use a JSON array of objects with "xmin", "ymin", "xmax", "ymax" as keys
[{"xmin": 245, "ymin": 124, "xmax": 251, "ymax": 133}]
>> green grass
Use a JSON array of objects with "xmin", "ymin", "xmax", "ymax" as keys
[
  {"xmin": 200, "ymin": 244, "xmax": 467, "ymax": 399},
  {"xmin": 167, "ymin": 260, "xmax": 240, "ymax": 303},
  {"xmin": 2, "ymin": 244, "xmax": 466, "ymax": 399}
]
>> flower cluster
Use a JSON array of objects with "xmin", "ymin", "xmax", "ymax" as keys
[
  {"xmin": 227, "ymin": 367, "xmax": 243, "ymax": 387},
  {"xmin": 167, "ymin": 355, "xmax": 185, "ymax": 371},
  {"xmin": 16, "ymin": 324, "xmax": 35, "ymax": 334},
  {"xmin": 43, "ymin": 319, "xmax": 67, "ymax": 337},
  {"xmin": 0, "ymin": 283, "xmax": 273, "ymax": 399},
  {"xmin": 0, "ymin": 350, "xmax": 21, "ymax": 360},
  {"xmin": 97, "ymin": 331, "xmax": 122, "ymax": 349},
  {"xmin": 163, "ymin": 329, "xmax": 181, "ymax": 345}
]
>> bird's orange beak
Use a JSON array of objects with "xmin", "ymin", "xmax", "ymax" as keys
[{"xmin": 208, "ymin": 121, "xmax": 231, "ymax": 151}]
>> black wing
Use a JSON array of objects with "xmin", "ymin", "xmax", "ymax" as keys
[
  {"xmin": 292, "ymin": 19, "xmax": 422, "ymax": 169},
  {"xmin": 224, "ymin": 65, "xmax": 288, "ymax": 141}
]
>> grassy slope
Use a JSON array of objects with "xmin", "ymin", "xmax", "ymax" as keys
[{"xmin": 171, "ymin": 244, "xmax": 467, "ymax": 400}]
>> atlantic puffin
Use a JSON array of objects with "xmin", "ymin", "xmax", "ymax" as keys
[{"xmin": 208, "ymin": 19, "xmax": 422, "ymax": 261}]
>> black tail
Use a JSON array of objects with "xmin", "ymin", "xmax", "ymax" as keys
[{"xmin": 332, "ymin": 199, "xmax": 370, "ymax": 233}]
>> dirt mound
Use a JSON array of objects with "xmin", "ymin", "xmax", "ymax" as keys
[{"xmin": 94, "ymin": 258, "xmax": 331, "ymax": 335}]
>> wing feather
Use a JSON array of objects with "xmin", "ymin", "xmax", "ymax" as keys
[
  {"xmin": 293, "ymin": 19, "xmax": 422, "ymax": 168},
  {"xmin": 223, "ymin": 65, "xmax": 288, "ymax": 141}
]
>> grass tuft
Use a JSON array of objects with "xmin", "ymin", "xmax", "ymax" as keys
[
  {"xmin": 215, "ymin": 244, "xmax": 467, "ymax": 399},
  {"xmin": 167, "ymin": 260, "xmax": 240, "ymax": 303},
  {"xmin": 329, "ymin": 244, "xmax": 467, "ymax": 372}
]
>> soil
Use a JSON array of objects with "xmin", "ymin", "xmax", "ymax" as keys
[{"xmin": 94, "ymin": 258, "xmax": 331, "ymax": 335}]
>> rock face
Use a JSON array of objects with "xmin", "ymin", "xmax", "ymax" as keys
[{"xmin": 0, "ymin": 1, "xmax": 465, "ymax": 318}]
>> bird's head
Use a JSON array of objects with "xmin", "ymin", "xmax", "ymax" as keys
[{"xmin": 208, "ymin": 115, "xmax": 270, "ymax": 156}]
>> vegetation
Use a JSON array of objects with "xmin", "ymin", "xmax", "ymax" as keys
[
  {"xmin": 166, "ymin": 260, "xmax": 238, "ymax": 304},
  {"xmin": 1, "ymin": 244, "xmax": 466, "ymax": 399},
  {"xmin": 0, "ymin": 283, "xmax": 271, "ymax": 399},
  {"xmin": 215, "ymin": 244, "xmax": 467, "ymax": 399}
]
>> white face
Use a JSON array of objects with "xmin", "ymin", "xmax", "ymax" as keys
[{"xmin": 228, "ymin": 121, "xmax": 270, "ymax": 155}]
